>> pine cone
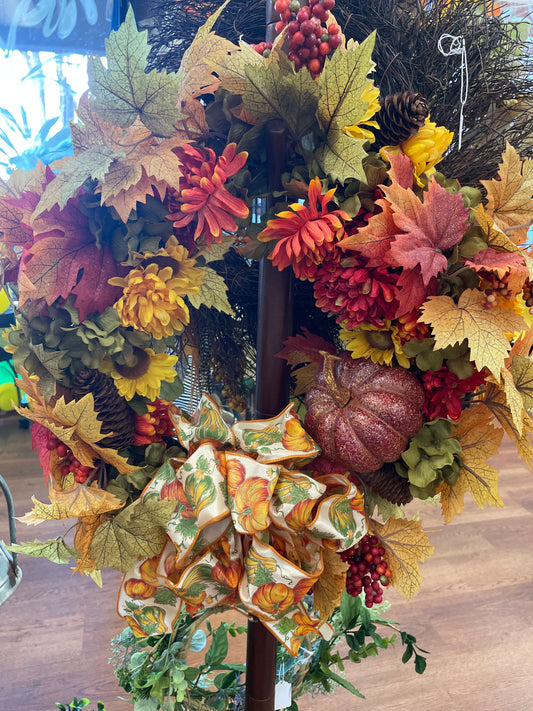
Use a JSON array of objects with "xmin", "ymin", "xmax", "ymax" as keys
[
  {"xmin": 376, "ymin": 92, "xmax": 429, "ymax": 147},
  {"xmin": 71, "ymin": 369, "xmax": 135, "ymax": 451},
  {"xmin": 357, "ymin": 464, "xmax": 413, "ymax": 505}
]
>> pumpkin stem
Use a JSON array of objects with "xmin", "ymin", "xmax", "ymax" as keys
[{"xmin": 321, "ymin": 352, "xmax": 350, "ymax": 407}]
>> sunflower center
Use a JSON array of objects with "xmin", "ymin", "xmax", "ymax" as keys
[
  {"xmin": 366, "ymin": 330, "xmax": 394, "ymax": 351},
  {"xmin": 115, "ymin": 347, "xmax": 151, "ymax": 379}
]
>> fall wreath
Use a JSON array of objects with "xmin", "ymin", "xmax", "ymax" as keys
[{"xmin": 1, "ymin": 0, "xmax": 533, "ymax": 708}]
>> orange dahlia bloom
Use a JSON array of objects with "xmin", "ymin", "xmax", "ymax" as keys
[
  {"xmin": 168, "ymin": 143, "xmax": 249, "ymax": 246},
  {"xmin": 258, "ymin": 177, "xmax": 350, "ymax": 280}
]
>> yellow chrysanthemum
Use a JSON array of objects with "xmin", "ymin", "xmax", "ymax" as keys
[
  {"xmin": 343, "ymin": 83, "xmax": 381, "ymax": 143},
  {"xmin": 502, "ymin": 294, "xmax": 533, "ymax": 339},
  {"xmin": 339, "ymin": 320, "xmax": 410, "ymax": 368},
  {"xmin": 381, "ymin": 117, "xmax": 453, "ymax": 187},
  {"xmin": 110, "ymin": 263, "xmax": 193, "ymax": 339},
  {"xmin": 99, "ymin": 348, "xmax": 178, "ymax": 401},
  {"xmin": 134, "ymin": 236, "xmax": 205, "ymax": 295}
]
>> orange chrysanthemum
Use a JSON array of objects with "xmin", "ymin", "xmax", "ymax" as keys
[
  {"xmin": 168, "ymin": 143, "xmax": 249, "ymax": 246},
  {"xmin": 258, "ymin": 177, "xmax": 350, "ymax": 280}
]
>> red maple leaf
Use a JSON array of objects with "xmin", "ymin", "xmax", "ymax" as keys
[
  {"xmin": 31, "ymin": 422, "xmax": 53, "ymax": 483},
  {"xmin": 385, "ymin": 178, "xmax": 469, "ymax": 285},
  {"xmin": 384, "ymin": 150, "xmax": 414, "ymax": 189},
  {"xmin": 464, "ymin": 248, "xmax": 529, "ymax": 296},
  {"xmin": 395, "ymin": 268, "xmax": 439, "ymax": 318},
  {"xmin": 19, "ymin": 199, "xmax": 123, "ymax": 321},
  {"xmin": 277, "ymin": 327, "xmax": 336, "ymax": 364}
]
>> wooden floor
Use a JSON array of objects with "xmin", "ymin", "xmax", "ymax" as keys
[{"xmin": 0, "ymin": 412, "xmax": 532, "ymax": 711}]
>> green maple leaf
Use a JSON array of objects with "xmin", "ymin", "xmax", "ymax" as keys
[
  {"xmin": 511, "ymin": 354, "xmax": 533, "ymax": 410},
  {"xmin": 89, "ymin": 498, "xmax": 177, "ymax": 572},
  {"xmin": 316, "ymin": 33, "xmax": 376, "ymax": 182},
  {"xmin": 8, "ymin": 538, "xmax": 77, "ymax": 564},
  {"xmin": 87, "ymin": 6, "xmax": 184, "ymax": 136},
  {"xmin": 188, "ymin": 266, "xmax": 235, "ymax": 316},
  {"xmin": 243, "ymin": 49, "xmax": 319, "ymax": 140},
  {"xmin": 35, "ymin": 146, "xmax": 120, "ymax": 217},
  {"xmin": 19, "ymin": 343, "xmax": 67, "ymax": 402}
]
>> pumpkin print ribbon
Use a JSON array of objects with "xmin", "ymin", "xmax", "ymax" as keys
[{"xmin": 118, "ymin": 395, "xmax": 367, "ymax": 654}]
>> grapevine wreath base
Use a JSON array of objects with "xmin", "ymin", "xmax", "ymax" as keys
[{"xmin": 1, "ymin": 0, "xmax": 533, "ymax": 708}]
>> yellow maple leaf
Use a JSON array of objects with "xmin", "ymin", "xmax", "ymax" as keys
[
  {"xmin": 470, "ymin": 204, "xmax": 521, "ymax": 254},
  {"xmin": 209, "ymin": 39, "xmax": 265, "ymax": 96},
  {"xmin": 438, "ymin": 405, "xmax": 504, "ymax": 524},
  {"xmin": 481, "ymin": 381, "xmax": 533, "ymax": 465},
  {"xmin": 370, "ymin": 516, "xmax": 434, "ymax": 600},
  {"xmin": 15, "ymin": 368, "xmax": 136, "ymax": 474},
  {"xmin": 18, "ymin": 483, "xmax": 123, "ymax": 525},
  {"xmin": 101, "ymin": 171, "xmax": 169, "ymax": 223},
  {"xmin": 419, "ymin": 289, "xmax": 526, "ymax": 379},
  {"xmin": 179, "ymin": 30, "xmax": 237, "ymax": 101},
  {"xmin": 313, "ymin": 548, "xmax": 347, "ymax": 621},
  {"xmin": 481, "ymin": 143, "xmax": 533, "ymax": 245}
]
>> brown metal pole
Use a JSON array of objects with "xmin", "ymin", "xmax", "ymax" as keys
[
  {"xmin": 246, "ymin": 117, "xmax": 291, "ymax": 711},
  {"xmin": 245, "ymin": 4, "xmax": 294, "ymax": 707}
]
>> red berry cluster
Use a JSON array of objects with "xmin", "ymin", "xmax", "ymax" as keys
[
  {"xmin": 481, "ymin": 275, "xmax": 513, "ymax": 309},
  {"xmin": 341, "ymin": 534, "xmax": 392, "ymax": 608},
  {"xmin": 272, "ymin": 0, "xmax": 341, "ymax": 76},
  {"xmin": 46, "ymin": 433, "xmax": 94, "ymax": 484},
  {"xmin": 251, "ymin": 41, "xmax": 273, "ymax": 57}
]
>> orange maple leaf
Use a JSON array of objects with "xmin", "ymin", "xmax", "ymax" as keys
[
  {"xmin": 371, "ymin": 516, "xmax": 434, "ymax": 600},
  {"xmin": 438, "ymin": 405, "xmax": 504, "ymax": 523},
  {"xmin": 340, "ymin": 198, "xmax": 396, "ymax": 265},
  {"xmin": 464, "ymin": 247, "xmax": 528, "ymax": 297},
  {"xmin": 313, "ymin": 548, "xmax": 347, "ymax": 620}
]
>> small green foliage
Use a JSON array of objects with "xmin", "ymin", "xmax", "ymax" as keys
[
  {"xmin": 55, "ymin": 698, "xmax": 106, "ymax": 711},
  {"xmin": 110, "ymin": 594, "xmax": 427, "ymax": 710}
]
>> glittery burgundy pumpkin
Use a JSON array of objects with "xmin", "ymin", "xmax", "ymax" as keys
[{"xmin": 304, "ymin": 353, "xmax": 425, "ymax": 473}]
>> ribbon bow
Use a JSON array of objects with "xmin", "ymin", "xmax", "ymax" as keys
[{"xmin": 118, "ymin": 395, "xmax": 367, "ymax": 655}]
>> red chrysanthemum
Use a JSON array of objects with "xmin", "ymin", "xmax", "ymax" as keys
[
  {"xmin": 257, "ymin": 177, "xmax": 350, "ymax": 281},
  {"xmin": 167, "ymin": 143, "xmax": 249, "ymax": 246},
  {"xmin": 133, "ymin": 399, "xmax": 174, "ymax": 445},
  {"xmin": 421, "ymin": 367, "xmax": 486, "ymax": 421},
  {"xmin": 313, "ymin": 252, "xmax": 399, "ymax": 328}
]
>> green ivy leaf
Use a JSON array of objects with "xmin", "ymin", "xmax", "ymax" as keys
[
  {"xmin": 87, "ymin": 7, "xmax": 183, "ymax": 136},
  {"xmin": 204, "ymin": 624, "xmax": 229, "ymax": 668}
]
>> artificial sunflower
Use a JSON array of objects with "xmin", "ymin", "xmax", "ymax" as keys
[
  {"xmin": 258, "ymin": 177, "xmax": 350, "ymax": 280},
  {"xmin": 343, "ymin": 83, "xmax": 381, "ymax": 143},
  {"xmin": 100, "ymin": 348, "xmax": 178, "ymax": 401},
  {"xmin": 110, "ymin": 263, "xmax": 192, "ymax": 339},
  {"xmin": 382, "ymin": 117, "xmax": 453, "ymax": 187},
  {"xmin": 340, "ymin": 320, "xmax": 410, "ymax": 368}
]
